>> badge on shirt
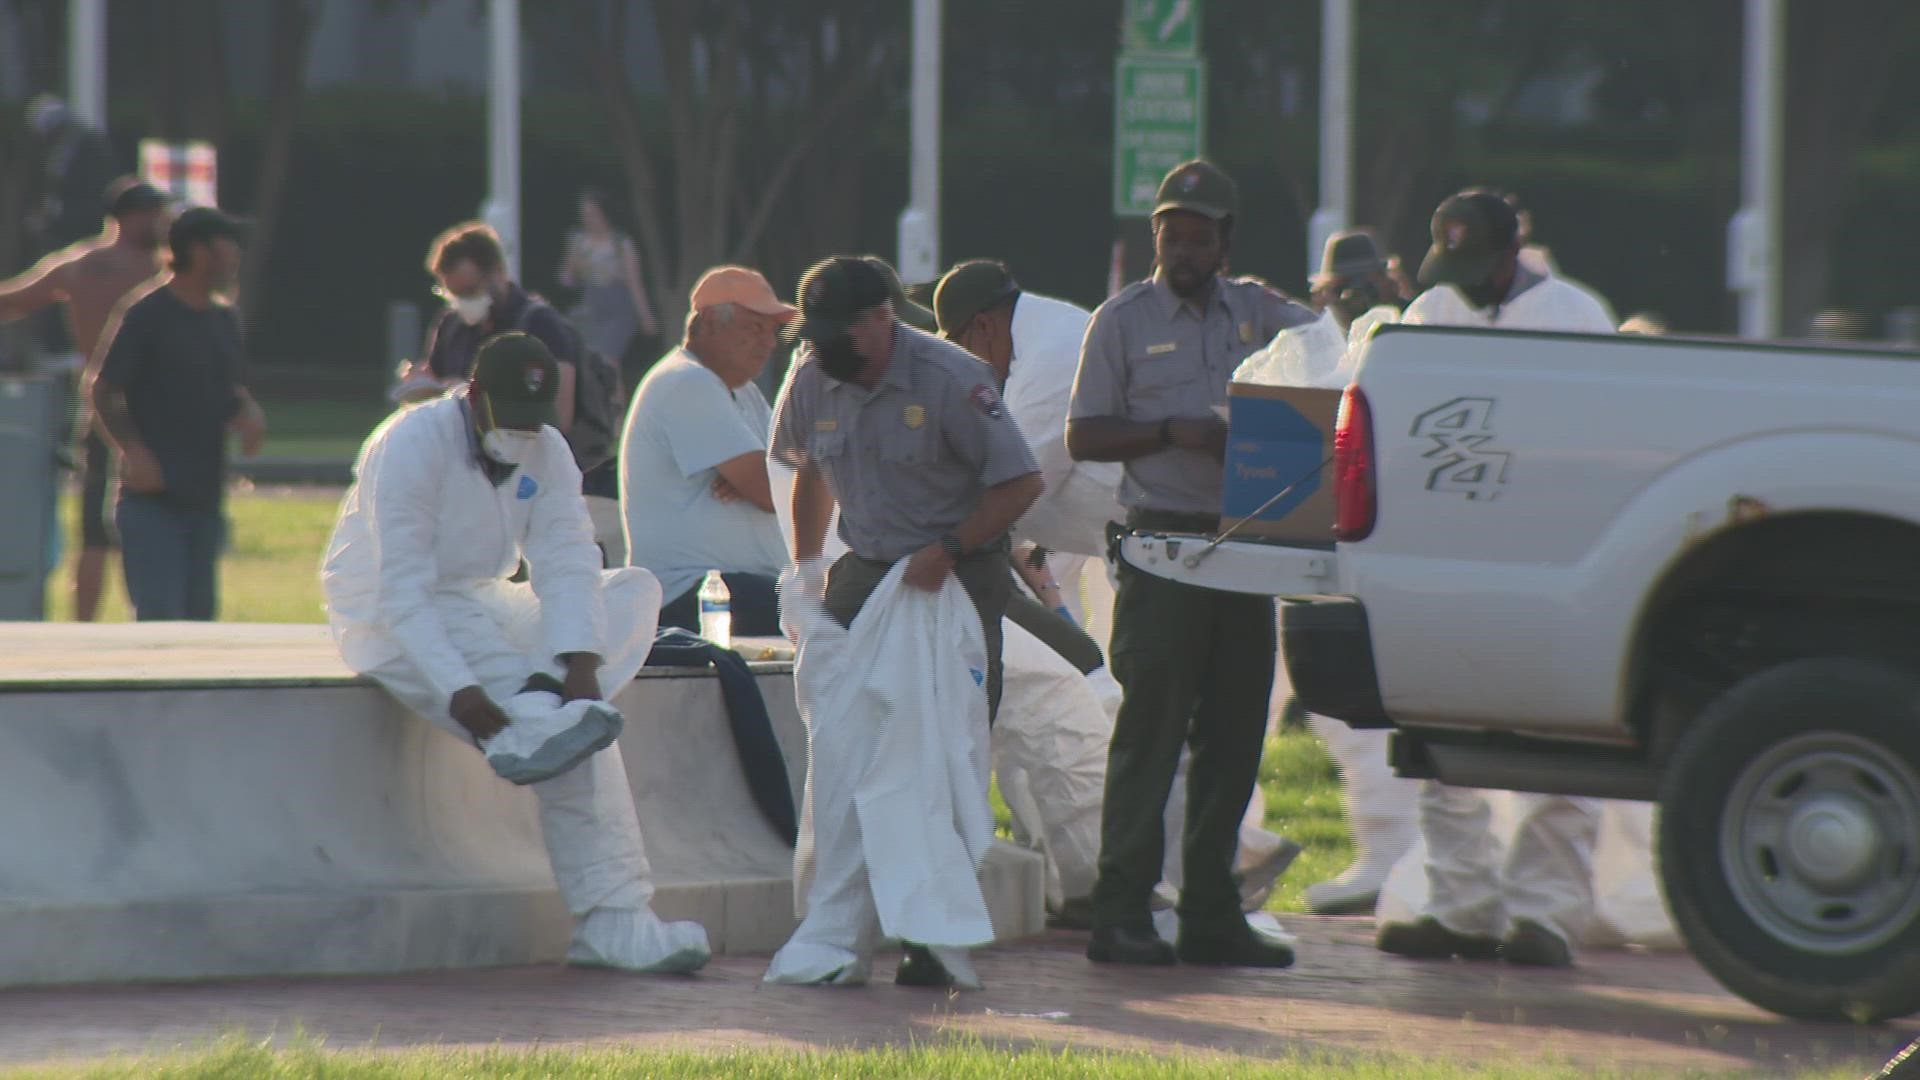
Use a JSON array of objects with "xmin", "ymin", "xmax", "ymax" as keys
[
  {"xmin": 1146, "ymin": 342, "xmax": 1179, "ymax": 356},
  {"xmin": 516, "ymin": 474, "xmax": 538, "ymax": 500},
  {"xmin": 814, "ymin": 419, "xmax": 838, "ymax": 432},
  {"xmin": 1239, "ymin": 321, "xmax": 1256, "ymax": 344},
  {"xmin": 969, "ymin": 384, "xmax": 1006, "ymax": 419},
  {"xmin": 903, "ymin": 404, "xmax": 926, "ymax": 429}
]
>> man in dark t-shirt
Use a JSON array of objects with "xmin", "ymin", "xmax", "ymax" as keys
[{"xmin": 90, "ymin": 207, "xmax": 267, "ymax": 621}]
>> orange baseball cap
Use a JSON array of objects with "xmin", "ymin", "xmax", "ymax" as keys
[{"xmin": 689, "ymin": 266, "xmax": 797, "ymax": 321}]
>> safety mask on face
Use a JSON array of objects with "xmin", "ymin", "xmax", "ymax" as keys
[
  {"xmin": 814, "ymin": 332, "xmax": 865, "ymax": 382},
  {"xmin": 452, "ymin": 293, "xmax": 493, "ymax": 326},
  {"xmin": 481, "ymin": 428, "xmax": 539, "ymax": 466}
]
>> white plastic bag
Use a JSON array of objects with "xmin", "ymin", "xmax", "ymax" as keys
[{"xmin": 1232, "ymin": 308, "xmax": 1354, "ymax": 389}]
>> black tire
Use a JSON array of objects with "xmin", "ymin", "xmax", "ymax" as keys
[{"xmin": 1658, "ymin": 658, "xmax": 1920, "ymax": 1022}]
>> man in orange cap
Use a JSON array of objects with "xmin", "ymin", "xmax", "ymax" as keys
[{"xmin": 619, "ymin": 265, "xmax": 797, "ymax": 635}]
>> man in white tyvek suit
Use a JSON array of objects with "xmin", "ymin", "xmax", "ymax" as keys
[
  {"xmin": 764, "ymin": 256, "xmax": 1043, "ymax": 991},
  {"xmin": 1377, "ymin": 189, "xmax": 1615, "ymax": 968},
  {"xmin": 322, "ymin": 332, "xmax": 711, "ymax": 975}
]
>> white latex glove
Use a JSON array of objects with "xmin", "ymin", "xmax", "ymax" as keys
[{"xmin": 779, "ymin": 558, "xmax": 828, "ymax": 643}]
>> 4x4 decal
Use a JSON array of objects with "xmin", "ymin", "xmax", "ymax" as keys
[{"xmin": 1411, "ymin": 397, "xmax": 1510, "ymax": 501}]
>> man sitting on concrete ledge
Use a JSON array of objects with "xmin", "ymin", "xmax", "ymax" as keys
[{"xmin": 321, "ymin": 331, "xmax": 710, "ymax": 975}]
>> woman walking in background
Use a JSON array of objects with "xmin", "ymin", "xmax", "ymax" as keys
[{"xmin": 558, "ymin": 189, "xmax": 659, "ymax": 365}]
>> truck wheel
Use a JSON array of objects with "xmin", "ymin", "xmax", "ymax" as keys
[{"xmin": 1658, "ymin": 658, "xmax": 1920, "ymax": 1022}]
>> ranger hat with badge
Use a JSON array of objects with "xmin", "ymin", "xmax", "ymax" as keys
[
  {"xmin": 471, "ymin": 331, "xmax": 560, "ymax": 430},
  {"xmin": 1153, "ymin": 159, "xmax": 1238, "ymax": 222},
  {"xmin": 933, "ymin": 259, "xmax": 1022, "ymax": 339},
  {"xmin": 788, "ymin": 255, "xmax": 894, "ymax": 344},
  {"xmin": 1417, "ymin": 189, "xmax": 1522, "ymax": 288}
]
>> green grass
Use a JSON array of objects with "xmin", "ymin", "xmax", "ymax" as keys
[
  {"xmin": 253, "ymin": 395, "xmax": 392, "ymax": 461},
  {"xmin": 5, "ymin": 1034, "xmax": 1864, "ymax": 1080}
]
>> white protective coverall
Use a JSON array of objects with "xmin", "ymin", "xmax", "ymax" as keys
[
  {"xmin": 322, "ymin": 393, "xmax": 710, "ymax": 972},
  {"xmin": 1000, "ymin": 292, "xmax": 1124, "ymax": 620},
  {"xmin": 1394, "ymin": 273, "xmax": 1618, "ymax": 952},
  {"xmin": 1232, "ymin": 307, "xmax": 1421, "ymax": 915},
  {"xmin": 765, "ymin": 562, "xmax": 995, "ymax": 986}
]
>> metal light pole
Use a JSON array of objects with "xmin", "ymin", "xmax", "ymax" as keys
[
  {"xmin": 897, "ymin": 0, "xmax": 942, "ymax": 285},
  {"xmin": 486, "ymin": 0, "xmax": 522, "ymax": 278},
  {"xmin": 1306, "ymin": 0, "xmax": 1353, "ymax": 279},
  {"xmin": 67, "ymin": 0, "xmax": 107, "ymax": 130},
  {"xmin": 1730, "ymin": 0, "xmax": 1784, "ymax": 339}
]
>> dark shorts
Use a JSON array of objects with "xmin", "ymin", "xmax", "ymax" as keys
[{"xmin": 78, "ymin": 430, "xmax": 117, "ymax": 550}]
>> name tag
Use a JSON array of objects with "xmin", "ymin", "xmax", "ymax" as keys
[
  {"xmin": 1146, "ymin": 343, "xmax": 1179, "ymax": 356},
  {"xmin": 814, "ymin": 420, "xmax": 838, "ymax": 431},
  {"xmin": 1239, "ymin": 321, "xmax": 1256, "ymax": 344}
]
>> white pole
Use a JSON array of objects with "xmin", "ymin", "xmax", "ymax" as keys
[
  {"xmin": 67, "ymin": 0, "xmax": 107, "ymax": 130},
  {"xmin": 1734, "ymin": 0, "xmax": 1784, "ymax": 339},
  {"xmin": 487, "ymin": 0, "xmax": 522, "ymax": 279},
  {"xmin": 1306, "ymin": 0, "xmax": 1353, "ymax": 279},
  {"xmin": 897, "ymin": 0, "xmax": 942, "ymax": 284}
]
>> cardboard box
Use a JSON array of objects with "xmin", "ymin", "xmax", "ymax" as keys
[{"xmin": 1219, "ymin": 382, "xmax": 1341, "ymax": 543}]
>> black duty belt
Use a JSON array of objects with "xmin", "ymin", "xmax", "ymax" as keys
[{"xmin": 1125, "ymin": 509, "xmax": 1220, "ymax": 535}]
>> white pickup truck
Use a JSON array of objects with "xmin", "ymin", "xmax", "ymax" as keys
[{"xmin": 1120, "ymin": 323, "xmax": 1920, "ymax": 1023}]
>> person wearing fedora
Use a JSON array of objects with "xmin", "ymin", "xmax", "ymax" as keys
[
  {"xmin": 1374, "ymin": 188, "xmax": 1616, "ymax": 970},
  {"xmin": 1067, "ymin": 159, "xmax": 1314, "ymax": 970},
  {"xmin": 1308, "ymin": 228, "xmax": 1408, "ymax": 333}
]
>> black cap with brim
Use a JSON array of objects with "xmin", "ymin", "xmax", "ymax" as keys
[
  {"xmin": 1417, "ymin": 190, "xmax": 1519, "ymax": 288},
  {"xmin": 1152, "ymin": 160, "xmax": 1238, "ymax": 221},
  {"xmin": 105, "ymin": 177, "xmax": 166, "ymax": 218},
  {"xmin": 168, "ymin": 205, "xmax": 250, "ymax": 253},
  {"xmin": 472, "ymin": 332, "xmax": 560, "ymax": 430},
  {"xmin": 861, "ymin": 256, "xmax": 937, "ymax": 332},
  {"xmin": 788, "ymin": 256, "xmax": 894, "ymax": 345}
]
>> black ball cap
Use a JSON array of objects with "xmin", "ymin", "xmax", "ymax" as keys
[{"xmin": 787, "ymin": 256, "xmax": 893, "ymax": 344}]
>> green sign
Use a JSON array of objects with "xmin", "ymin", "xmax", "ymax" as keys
[
  {"xmin": 1124, "ymin": 0, "xmax": 1200, "ymax": 56},
  {"xmin": 1112, "ymin": 55, "xmax": 1207, "ymax": 218}
]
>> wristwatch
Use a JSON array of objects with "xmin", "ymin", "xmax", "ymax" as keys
[{"xmin": 939, "ymin": 533, "xmax": 966, "ymax": 559}]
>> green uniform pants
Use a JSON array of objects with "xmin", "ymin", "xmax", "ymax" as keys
[
  {"xmin": 1090, "ymin": 557, "xmax": 1276, "ymax": 933},
  {"xmin": 824, "ymin": 549, "xmax": 1012, "ymax": 722}
]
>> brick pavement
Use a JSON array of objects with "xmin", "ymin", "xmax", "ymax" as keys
[{"xmin": 0, "ymin": 919, "xmax": 1912, "ymax": 1074}]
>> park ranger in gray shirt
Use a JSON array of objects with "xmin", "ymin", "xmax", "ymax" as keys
[
  {"xmin": 769, "ymin": 255, "xmax": 1042, "ymax": 726},
  {"xmin": 1067, "ymin": 159, "xmax": 1314, "ymax": 971}
]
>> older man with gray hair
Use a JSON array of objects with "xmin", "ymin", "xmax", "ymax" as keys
[{"xmin": 619, "ymin": 266, "xmax": 797, "ymax": 636}]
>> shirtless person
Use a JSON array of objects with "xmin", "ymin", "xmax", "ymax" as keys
[{"xmin": 0, "ymin": 178, "xmax": 169, "ymax": 620}]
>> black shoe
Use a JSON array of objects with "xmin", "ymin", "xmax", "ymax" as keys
[
  {"xmin": 1086, "ymin": 925, "xmax": 1176, "ymax": 965},
  {"xmin": 894, "ymin": 943, "xmax": 954, "ymax": 988},
  {"xmin": 1501, "ymin": 920, "xmax": 1573, "ymax": 968},
  {"xmin": 1376, "ymin": 917, "xmax": 1501, "ymax": 961},
  {"xmin": 1047, "ymin": 896, "xmax": 1095, "ymax": 931},
  {"xmin": 1176, "ymin": 924, "xmax": 1296, "ymax": 969}
]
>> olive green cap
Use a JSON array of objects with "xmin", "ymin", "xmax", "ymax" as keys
[
  {"xmin": 933, "ymin": 259, "xmax": 1022, "ymax": 338},
  {"xmin": 1153, "ymin": 159, "xmax": 1237, "ymax": 221},
  {"xmin": 471, "ymin": 332, "xmax": 559, "ymax": 430}
]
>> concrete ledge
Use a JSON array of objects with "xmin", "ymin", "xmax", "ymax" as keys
[{"xmin": 0, "ymin": 626, "xmax": 1045, "ymax": 988}]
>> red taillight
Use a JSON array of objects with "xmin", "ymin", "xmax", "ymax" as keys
[{"xmin": 1333, "ymin": 385, "xmax": 1376, "ymax": 542}]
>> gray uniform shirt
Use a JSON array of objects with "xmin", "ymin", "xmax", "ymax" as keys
[
  {"xmin": 1068, "ymin": 272, "xmax": 1316, "ymax": 514},
  {"xmin": 770, "ymin": 323, "xmax": 1040, "ymax": 562}
]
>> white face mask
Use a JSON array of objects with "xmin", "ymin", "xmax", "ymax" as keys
[
  {"xmin": 481, "ymin": 428, "xmax": 539, "ymax": 466},
  {"xmin": 452, "ymin": 293, "xmax": 493, "ymax": 326}
]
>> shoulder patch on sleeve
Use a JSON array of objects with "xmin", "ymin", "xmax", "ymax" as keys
[{"xmin": 969, "ymin": 383, "xmax": 1006, "ymax": 419}]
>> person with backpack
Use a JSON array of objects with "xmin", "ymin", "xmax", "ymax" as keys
[{"xmin": 410, "ymin": 221, "xmax": 629, "ymax": 564}]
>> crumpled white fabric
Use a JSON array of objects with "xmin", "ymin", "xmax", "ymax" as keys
[
  {"xmin": 485, "ymin": 692, "xmax": 624, "ymax": 786},
  {"xmin": 992, "ymin": 618, "xmax": 1110, "ymax": 909},
  {"xmin": 766, "ymin": 563, "xmax": 996, "ymax": 984},
  {"xmin": 1376, "ymin": 794, "xmax": 1678, "ymax": 950},
  {"xmin": 1232, "ymin": 308, "xmax": 1356, "ymax": 389},
  {"xmin": 569, "ymin": 906, "xmax": 711, "ymax": 974}
]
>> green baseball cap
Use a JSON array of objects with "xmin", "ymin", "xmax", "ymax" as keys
[
  {"xmin": 1153, "ymin": 159, "xmax": 1237, "ymax": 221},
  {"xmin": 1417, "ymin": 190, "xmax": 1521, "ymax": 288},
  {"xmin": 933, "ymin": 259, "xmax": 1022, "ymax": 338},
  {"xmin": 861, "ymin": 255, "xmax": 937, "ymax": 332},
  {"xmin": 471, "ymin": 332, "xmax": 560, "ymax": 430}
]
